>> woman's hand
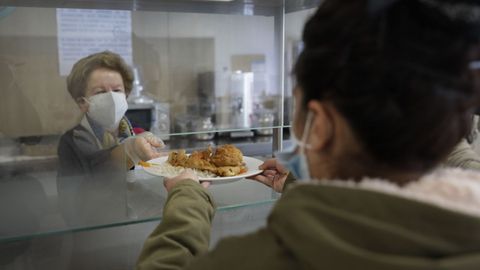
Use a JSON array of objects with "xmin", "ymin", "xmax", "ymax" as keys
[
  {"xmin": 248, "ymin": 158, "xmax": 289, "ymax": 193},
  {"xmin": 123, "ymin": 132, "xmax": 165, "ymax": 164},
  {"xmin": 164, "ymin": 169, "xmax": 211, "ymax": 192},
  {"xmin": 134, "ymin": 132, "xmax": 164, "ymax": 161}
]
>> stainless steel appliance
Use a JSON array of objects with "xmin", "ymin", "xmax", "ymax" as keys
[
  {"xmin": 198, "ymin": 71, "xmax": 216, "ymax": 118},
  {"xmin": 125, "ymin": 103, "xmax": 155, "ymax": 132},
  {"xmin": 194, "ymin": 116, "xmax": 215, "ymax": 140},
  {"xmin": 125, "ymin": 102, "xmax": 170, "ymax": 140},
  {"xmin": 254, "ymin": 110, "xmax": 275, "ymax": 135},
  {"xmin": 215, "ymin": 71, "xmax": 255, "ymax": 138},
  {"xmin": 125, "ymin": 67, "xmax": 170, "ymax": 140},
  {"xmin": 230, "ymin": 71, "xmax": 253, "ymax": 129},
  {"xmin": 152, "ymin": 102, "xmax": 170, "ymax": 141}
]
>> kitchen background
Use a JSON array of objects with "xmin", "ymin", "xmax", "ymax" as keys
[
  {"xmin": 0, "ymin": 2, "xmax": 323, "ymax": 269},
  {"xmin": 0, "ymin": 7, "xmax": 314, "ymax": 140}
]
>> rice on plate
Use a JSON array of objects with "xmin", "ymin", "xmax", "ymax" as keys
[{"xmin": 144, "ymin": 162, "xmax": 218, "ymax": 178}]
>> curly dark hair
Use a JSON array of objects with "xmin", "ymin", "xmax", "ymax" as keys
[{"xmin": 294, "ymin": 0, "xmax": 480, "ymax": 172}]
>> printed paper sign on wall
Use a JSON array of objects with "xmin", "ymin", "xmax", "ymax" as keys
[{"xmin": 56, "ymin": 8, "xmax": 132, "ymax": 76}]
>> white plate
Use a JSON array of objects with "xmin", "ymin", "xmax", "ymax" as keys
[{"xmin": 141, "ymin": 156, "xmax": 264, "ymax": 182}]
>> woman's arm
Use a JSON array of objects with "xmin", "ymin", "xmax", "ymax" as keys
[{"xmin": 136, "ymin": 180, "xmax": 215, "ymax": 270}]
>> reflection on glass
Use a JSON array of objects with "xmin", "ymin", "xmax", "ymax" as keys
[
  {"xmin": 284, "ymin": 7, "xmax": 317, "ymax": 126},
  {"xmin": 0, "ymin": 2, "xmax": 294, "ymax": 247},
  {"xmin": 57, "ymin": 51, "xmax": 133, "ymax": 227}
]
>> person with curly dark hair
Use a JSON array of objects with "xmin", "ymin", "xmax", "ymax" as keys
[{"xmin": 137, "ymin": 1, "xmax": 480, "ymax": 269}]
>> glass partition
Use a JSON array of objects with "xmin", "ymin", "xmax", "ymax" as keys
[
  {"xmin": 0, "ymin": 0, "xmax": 322, "ymax": 268},
  {"xmin": 284, "ymin": 7, "xmax": 317, "ymax": 127},
  {"xmin": 0, "ymin": 0, "xmax": 291, "ymax": 242}
]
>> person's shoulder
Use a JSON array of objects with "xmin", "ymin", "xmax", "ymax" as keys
[
  {"xmin": 58, "ymin": 123, "xmax": 98, "ymax": 153},
  {"xmin": 58, "ymin": 125, "xmax": 77, "ymax": 147},
  {"xmin": 58, "ymin": 124, "xmax": 85, "ymax": 144}
]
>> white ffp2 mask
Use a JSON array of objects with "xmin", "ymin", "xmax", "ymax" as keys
[{"xmin": 85, "ymin": 92, "xmax": 128, "ymax": 131}]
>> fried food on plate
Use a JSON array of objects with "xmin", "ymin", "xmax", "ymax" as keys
[
  {"xmin": 215, "ymin": 165, "xmax": 247, "ymax": 177},
  {"xmin": 167, "ymin": 144, "xmax": 246, "ymax": 177},
  {"xmin": 167, "ymin": 149, "xmax": 188, "ymax": 167},
  {"xmin": 211, "ymin": 144, "xmax": 243, "ymax": 167},
  {"xmin": 185, "ymin": 149, "xmax": 217, "ymax": 174}
]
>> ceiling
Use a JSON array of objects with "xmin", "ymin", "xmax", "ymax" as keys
[{"xmin": 0, "ymin": 0, "xmax": 322, "ymax": 15}]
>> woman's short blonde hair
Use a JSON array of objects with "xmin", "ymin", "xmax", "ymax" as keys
[{"xmin": 66, "ymin": 51, "xmax": 134, "ymax": 100}]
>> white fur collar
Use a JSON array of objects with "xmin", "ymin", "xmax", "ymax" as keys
[{"xmin": 298, "ymin": 168, "xmax": 480, "ymax": 218}]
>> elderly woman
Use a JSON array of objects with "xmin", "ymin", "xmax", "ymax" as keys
[
  {"xmin": 137, "ymin": 0, "xmax": 480, "ymax": 269},
  {"xmin": 57, "ymin": 51, "xmax": 162, "ymax": 224},
  {"xmin": 57, "ymin": 51, "xmax": 162, "ymax": 178}
]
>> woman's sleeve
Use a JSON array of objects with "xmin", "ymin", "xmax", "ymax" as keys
[{"xmin": 136, "ymin": 181, "xmax": 215, "ymax": 270}]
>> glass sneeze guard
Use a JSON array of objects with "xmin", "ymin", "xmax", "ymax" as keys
[{"xmin": 0, "ymin": 0, "xmax": 321, "ymax": 253}]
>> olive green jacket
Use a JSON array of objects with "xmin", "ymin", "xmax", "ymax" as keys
[{"xmin": 136, "ymin": 169, "xmax": 480, "ymax": 270}]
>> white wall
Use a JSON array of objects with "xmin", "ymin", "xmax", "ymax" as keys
[
  {"xmin": 133, "ymin": 11, "xmax": 277, "ymax": 97},
  {"xmin": 0, "ymin": 7, "xmax": 278, "ymax": 136},
  {"xmin": 284, "ymin": 8, "xmax": 317, "ymax": 97}
]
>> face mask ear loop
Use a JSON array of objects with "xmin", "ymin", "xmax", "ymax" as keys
[
  {"xmin": 300, "ymin": 111, "xmax": 314, "ymax": 153},
  {"xmin": 83, "ymin": 96, "xmax": 91, "ymax": 105},
  {"xmin": 81, "ymin": 97, "xmax": 92, "ymax": 115},
  {"xmin": 299, "ymin": 111, "xmax": 314, "ymax": 180}
]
